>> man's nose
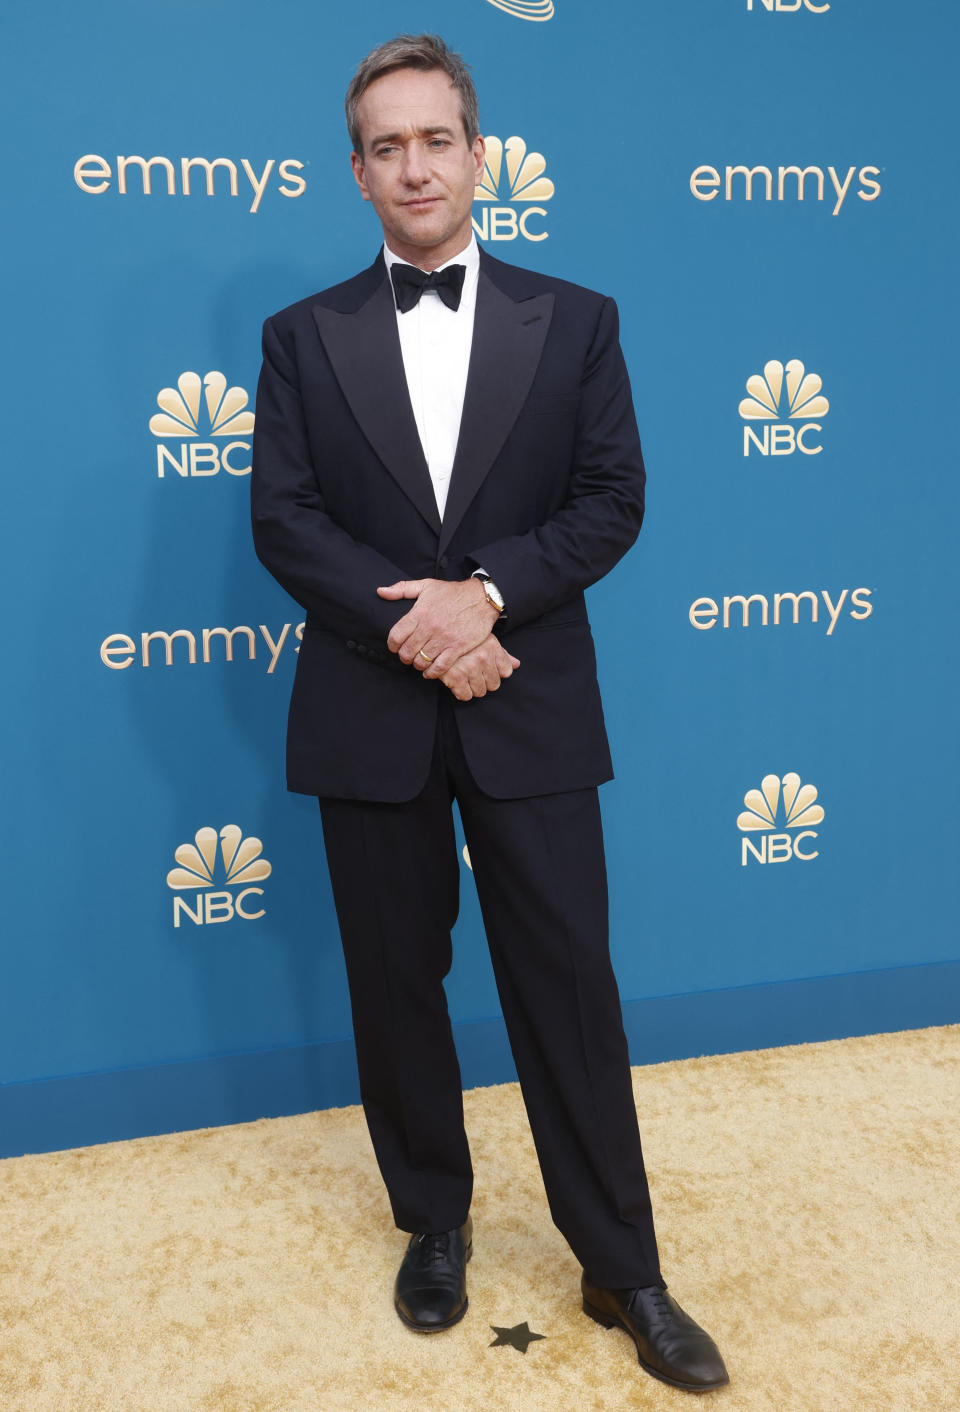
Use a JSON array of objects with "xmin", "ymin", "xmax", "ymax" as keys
[{"xmin": 400, "ymin": 144, "xmax": 429, "ymax": 185}]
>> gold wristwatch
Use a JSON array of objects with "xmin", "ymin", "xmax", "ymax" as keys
[{"xmin": 473, "ymin": 571, "xmax": 506, "ymax": 616}]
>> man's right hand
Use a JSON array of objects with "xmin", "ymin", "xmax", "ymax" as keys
[{"xmin": 440, "ymin": 635, "xmax": 520, "ymax": 702}]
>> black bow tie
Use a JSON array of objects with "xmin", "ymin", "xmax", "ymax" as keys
[{"xmin": 390, "ymin": 261, "xmax": 466, "ymax": 314}]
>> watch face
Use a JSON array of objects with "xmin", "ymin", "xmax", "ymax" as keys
[{"xmin": 485, "ymin": 582, "xmax": 505, "ymax": 612}]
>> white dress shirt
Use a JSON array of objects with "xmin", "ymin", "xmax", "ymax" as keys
[{"xmin": 383, "ymin": 236, "xmax": 479, "ymax": 520}]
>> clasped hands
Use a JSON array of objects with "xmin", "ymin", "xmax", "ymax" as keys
[{"xmin": 376, "ymin": 578, "xmax": 519, "ymax": 702}]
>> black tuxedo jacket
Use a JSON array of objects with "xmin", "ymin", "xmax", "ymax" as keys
[{"xmin": 251, "ymin": 248, "xmax": 645, "ymax": 802}]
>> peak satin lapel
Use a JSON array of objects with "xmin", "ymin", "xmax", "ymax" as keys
[
  {"xmin": 439, "ymin": 274, "xmax": 554, "ymax": 554},
  {"xmin": 311, "ymin": 278, "xmax": 442, "ymax": 536}
]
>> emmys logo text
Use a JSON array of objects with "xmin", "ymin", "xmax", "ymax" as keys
[
  {"xmin": 74, "ymin": 154, "xmax": 306, "ymax": 213},
  {"xmin": 690, "ymin": 164, "xmax": 880, "ymax": 215},
  {"xmin": 689, "ymin": 588, "xmax": 872, "ymax": 635},
  {"xmin": 100, "ymin": 621, "xmax": 303, "ymax": 674}
]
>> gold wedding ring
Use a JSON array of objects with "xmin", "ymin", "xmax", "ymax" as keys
[{"xmin": 418, "ymin": 648, "xmax": 435, "ymax": 663}]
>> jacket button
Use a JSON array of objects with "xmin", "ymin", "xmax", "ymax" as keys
[
  {"xmin": 439, "ymin": 556, "xmax": 449, "ymax": 569},
  {"xmin": 346, "ymin": 640, "xmax": 357, "ymax": 650}
]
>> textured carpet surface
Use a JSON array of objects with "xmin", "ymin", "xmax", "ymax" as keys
[{"xmin": 1, "ymin": 1025, "xmax": 958, "ymax": 1411}]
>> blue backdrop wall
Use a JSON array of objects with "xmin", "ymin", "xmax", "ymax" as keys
[{"xmin": 2, "ymin": 0, "xmax": 958, "ymax": 1156}]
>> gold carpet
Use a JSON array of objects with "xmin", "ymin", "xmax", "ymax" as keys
[{"xmin": 1, "ymin": 1025, "xmax": 958, "ymax": 1411}]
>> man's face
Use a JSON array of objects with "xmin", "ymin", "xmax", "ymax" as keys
[{"xmin": 351, "ymin": 67, "xmax": 485, "ymax": 269}]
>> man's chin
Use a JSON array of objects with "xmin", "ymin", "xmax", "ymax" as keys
[{"xmin": 394, "ymin": 216, "xmax": 446, "ymax": 245}]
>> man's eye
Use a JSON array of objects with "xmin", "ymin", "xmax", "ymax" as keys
[
  {"xmin": 429, "ymin": 139, "xmax": 449, "ymax": 149},
  {"xmin": 376, "ymin": 146, "xmax": 396, "ymax": 158}
]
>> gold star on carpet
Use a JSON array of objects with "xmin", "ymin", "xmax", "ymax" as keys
[{"xmin": 488, "ymin": 1321, "xmax": 546, "ymax": 1353}]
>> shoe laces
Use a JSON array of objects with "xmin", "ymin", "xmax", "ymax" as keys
[
  {"xmin": 631, "ymin": 1284, "xmax": 670, "ymax": 1323},
  {"xmin": 412, "ymin": 1231, "xmax": 451, "ymax": 1268}
]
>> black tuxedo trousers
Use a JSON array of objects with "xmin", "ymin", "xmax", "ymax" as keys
[{"xmin": 319, "ymin": 692, "xmax": 662, "ymax": 1290}]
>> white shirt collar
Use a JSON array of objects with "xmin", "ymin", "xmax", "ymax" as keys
[{"xmin": 382, "ymin": 234, "xmax": 479, "ymax": 277}]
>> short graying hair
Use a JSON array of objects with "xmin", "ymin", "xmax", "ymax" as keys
[{"xmin": 345, "ymin": 34, "xmax": 480, "ymax": 156}]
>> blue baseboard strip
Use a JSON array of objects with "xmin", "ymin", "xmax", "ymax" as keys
[
  {"xmin": 618, "ymin": 960, "xmax": 959, "ymax": 1065},
  {"xmin": 2, "ymin": 961, "xmax": 957, "ymax": 1159}
]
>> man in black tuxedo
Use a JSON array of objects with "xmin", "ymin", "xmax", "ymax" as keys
[{"xmin": 251, "ymin": 34, "xmax": 727, "ymax": 1394}]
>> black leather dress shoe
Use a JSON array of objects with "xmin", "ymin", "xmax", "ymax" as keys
[
  {"xmin": 582, "ymin": 1273, "xmax": 729, "ymax": 1392},
  {"xmin": 394, "ymin": 1216, "xmax": 473, "ymax": 1332}
]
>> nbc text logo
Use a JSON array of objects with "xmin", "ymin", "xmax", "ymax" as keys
[
  {"xmin": 737, "ymin": 774, "xmax": 824, "ymax": 867},
  {"xmin": 150, "ymin": 371, "xmax": 254, "ymax": 478},
  {"xmin": 740, "ymin": 359, "xmax": 829, "ymax": 458},
  {"xmin": 74, "ymin": 155, "xmax": 306, "ymax": 213},
  {"xmin": 483, "ymin": 0, "xmax": 555, "ymax": 19},
  {"xmin": 747, "ymin": 0, "xmax": 829, "ymax": 10},
  {"xmin": 473, "ymin": 137, "xmax": 554, "ymax": 243},
  {"xmin": 167, "ymin": 826, "xmax": 272, "ymax": 927},
  {"xmin": 690, "ymin": 165, "xmax": 880, "ymax": 215}
]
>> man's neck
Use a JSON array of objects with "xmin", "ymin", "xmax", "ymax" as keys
[{"xmin": 383, "ymin": 231, "xmax": 476, "ymax": 273}]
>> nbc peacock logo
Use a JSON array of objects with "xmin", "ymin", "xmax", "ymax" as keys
[
  {"xmin": 737, "ymin": 774, "xmax": 825, "ymax": 867},
  {"xmin": 473, "ymin": 136, "xmax": 554, "ymax": 243},
  {"xmin": 166, "ymin": 825, "xmax": 272, "ymax": 927},
  {"xmin": 739, "ymin": 359, "xmax": 829, "ymax": 458},
  {"xmin": 149, "ymin": 370, "xmax": 255, "ymax": 479},
  {"xmin": 483, "ymin": 0, "xmax": 555, "ymax": 20}
]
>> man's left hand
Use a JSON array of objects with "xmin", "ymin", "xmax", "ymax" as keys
[
  {"xmin": 377, "ymin": 578, "xmax": 500, "ymax": 676},
  {"xmin": 439, "ymin": 635, "xmax": 521, "ymax": 702}
]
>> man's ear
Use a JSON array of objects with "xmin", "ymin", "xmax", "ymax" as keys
[
  {"xmin": 350, "ymin": 150, "xmax": 371, "ymax": 203},
  {"xmin": 472, "ymin": 134, "xmax": 486, "ymax": 189}
]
